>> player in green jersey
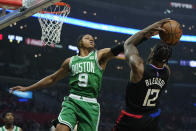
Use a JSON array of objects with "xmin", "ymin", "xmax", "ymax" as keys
[
  {"xmin": 10, "ymin": 34, "xmax": 124, "ymax": 131},
  {"xmin": 0, "ymin": 112, "xmax": 22, "ymax": 131}
]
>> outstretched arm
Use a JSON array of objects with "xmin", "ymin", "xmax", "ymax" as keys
[
  {"xmin": 124, "ymin": 18, "xmax": 170, "ymax": 83},
  {"xmin": 10, "ymin": 58, "xmax": 71, "ymax": 92},
  {"xmin": 124, "ymin": 36, "xmax": 144, "ymax": 83},
  {"xmin": 97, "ymin": 44, "xmax": 124, "ymax": 70},
  {"xmin": 125, "ymin": 18, "xmax": 171, "ymax": 50}
]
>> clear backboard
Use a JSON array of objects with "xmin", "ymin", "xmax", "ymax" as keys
[{"xmin": 0, "ymin": 0, "xmax": 61, "ymax": 30}]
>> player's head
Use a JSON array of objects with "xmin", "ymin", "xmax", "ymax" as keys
[
  {"xmin": 2, "ymin": 112, "xmax": 14, "ymax": 125},
  {"xmin": 148, "ymin": 43, "xmax": 172, "ymax": 64},
  {"xmin": 77, "ymin": 34, "xmax": 95, "ymax": 52}
]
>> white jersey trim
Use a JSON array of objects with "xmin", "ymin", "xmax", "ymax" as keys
[
  {"xmin": 96, "ymin": 103, "xmax": 100, "ymax": 131},
  {"xmin": 77, "ymin": 50, "xmax": 94, "ymax": 59},
  {"xmin": 95, "ymin": 50, "xmax": 103, "ymax": 71},
  {"xmin": 58, "ymin": 108, "xmax": 73, "ymax": 131},
  {"xmin": 2, "ymin": 126, "xmax": 18, "ymax": 131},
  {"xmin": 69, "ymin": 93, "xmax": 97, "ymax": 103},
  {"xmin": 69, "ymin": 56, "xmax": 74, "ymax": 71}
]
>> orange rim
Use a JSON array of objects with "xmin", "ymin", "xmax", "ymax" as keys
[
  {"xmin": 39, "ymin": 10, "xmax": 69, "ymax": 14},
  {"xmin": 54, "ymin": 2, "xmax": 70, "ymax": 7},
  {"xmin": 39, "ymin": 2, "xmax": 70, "ymax": 14}
]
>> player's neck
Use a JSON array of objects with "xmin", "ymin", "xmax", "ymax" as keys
[
  {"xmin": 150, "ymin": 61, "xmax": 164, "ymax": 68},
  {"xmin": 79, "ymin": 48, "xmax": 93, "ymax": 57},
  {"xmin": 5, "ymin": 124, "xmax": 14, "ymax": 129}
]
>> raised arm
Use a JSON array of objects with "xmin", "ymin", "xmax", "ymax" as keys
[
  {"xmin": 97, "ymin": 43, "xmax": 124, "ymax": 70},
  {"xmin": 124, "ymin": 18, "xmax": 170, "ymax": 83},
  {"xmin": 10, "ymin": 58, "xmax": 71, "ymax": 92},
  {"xmin": 124, "ymin": 33, "xmax": 145, "ymax": 83}
]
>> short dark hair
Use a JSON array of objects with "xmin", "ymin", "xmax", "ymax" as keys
[
  {"xmin": 76, "ymin": 34, "xmax": 87, "ymax": 48},
  {"xmin": 152, "ymin": 43, "xmax": 172, "ymax": 63},
  {"xmin": 76, "ymin": 34, "xmax": 87, "ymax": 55},
  {"xmin": 2, "ymin": 111, "xmax": 14, "ymax": 119}
]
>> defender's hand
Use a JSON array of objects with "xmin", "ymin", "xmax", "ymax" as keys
[{"xmin": 10, "ymin": 86, "xmax": 27, "ymax": 93}]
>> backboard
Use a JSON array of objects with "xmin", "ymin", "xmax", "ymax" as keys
[{"xmin": 0, "ymin": 0, "xmax": 61, "ymax": 30}]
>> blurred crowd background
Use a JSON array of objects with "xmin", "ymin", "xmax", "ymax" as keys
[{"xmin": 0, "ymin": 0, "xmax": 196, "ymax": 130}]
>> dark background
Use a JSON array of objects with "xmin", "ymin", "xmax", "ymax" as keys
[{"xmin": 0, "ymin": 0, "xmax": 196, "ymax": 130}]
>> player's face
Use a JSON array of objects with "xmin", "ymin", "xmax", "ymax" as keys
[
  {"xmin": 80, "ymin": 34, "xmax": 95, "ymax": 49},
  {"xmin": 4, "ymin": 113, "xmax": 14, "ymax": 124}
]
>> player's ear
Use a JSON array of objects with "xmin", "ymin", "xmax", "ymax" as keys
[
  {"xmin": 152, "ymin": 51, "xmax": 155, "ymax": 57},
  {"xmin": 149, "ymin": 48, "xmax": 155, "ymax": 59},
  {"xmin": 78, "ymin": 40, "xmax": 82, "ymax": 48},
  {"xmin": 151, "ymin": 48, "xmax": 155, "ymax": 55}
]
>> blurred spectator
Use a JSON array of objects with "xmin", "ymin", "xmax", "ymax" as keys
[{"xmin": 0, "ymin": 112, "xmax": 22, "ymax": 131}]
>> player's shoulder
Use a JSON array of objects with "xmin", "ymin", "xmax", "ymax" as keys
[
  {"xmin": 14, "ymin": 125, "xmax": 22, "ymax": 131},
  {"xmin": 18, "ymin": 126, "xmax": 22, "ymax": 131},
  {"xmin": 67, "ymin": 57, "xmax": 72, "ymax": 61},
  {"xmin": 64, "ymin": 57, "xmax": 72, "ymax": 63},
  {"xmin": 61, "ymin": 57, "xmax": 72, "ymax": 68}
]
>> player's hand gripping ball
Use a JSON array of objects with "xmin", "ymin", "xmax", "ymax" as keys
[{"xmin": 159, "ymin": 20, "xmax": 183, "ymax": 45}]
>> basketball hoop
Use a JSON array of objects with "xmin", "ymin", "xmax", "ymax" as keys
[
  {"xmin": 0, "ymin": 0, "xmax": 65, "ymax": 30},
  {"xmin": 37, "ymin": 2, "xmax": 70, "ymax": 45}
]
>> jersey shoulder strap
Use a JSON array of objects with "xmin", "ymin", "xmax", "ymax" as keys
[
  {"xmin": 15, "ymin": 126, "xmax": 19, "ymax": 131},
  {"xmin": 13, "ymin": 126, "xmax": 20, "ymax": 131},
  {"xmin": 69, "ymin": 56, "xmax": 74, "ymax": 71},
  {"xmin": 0, "ymin": 126, "xmax": 5, "ymax": 131},
  {"xmin": 94, "ymin": 50, "xmax": 103, "ymax": 70}
]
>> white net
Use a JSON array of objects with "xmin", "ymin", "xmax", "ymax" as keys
[
  {"xmin": 22, "ymin": 0, "xmax": 43, "ymax": 8},
  {"xmin": 37, "ymin": 2, "xmax": 70, "ymax": 45}
]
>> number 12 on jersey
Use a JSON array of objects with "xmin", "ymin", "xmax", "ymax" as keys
[{"xmin": 143, "ymin": 89, "xmax": 160, "ymax": 107}]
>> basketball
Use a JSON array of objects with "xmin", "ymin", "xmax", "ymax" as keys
[{"xmin": 159, "ymin": 20, "xmax": 182, "ymax": 45}]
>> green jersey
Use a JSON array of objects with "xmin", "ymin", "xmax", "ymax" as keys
[
  {"xmin": 69, "ymin": 50, "xmax": 104, "ymax": 98},
  {"xmin": 0, "ymin": 126, "xmax": 20, "ymax": 131}
]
